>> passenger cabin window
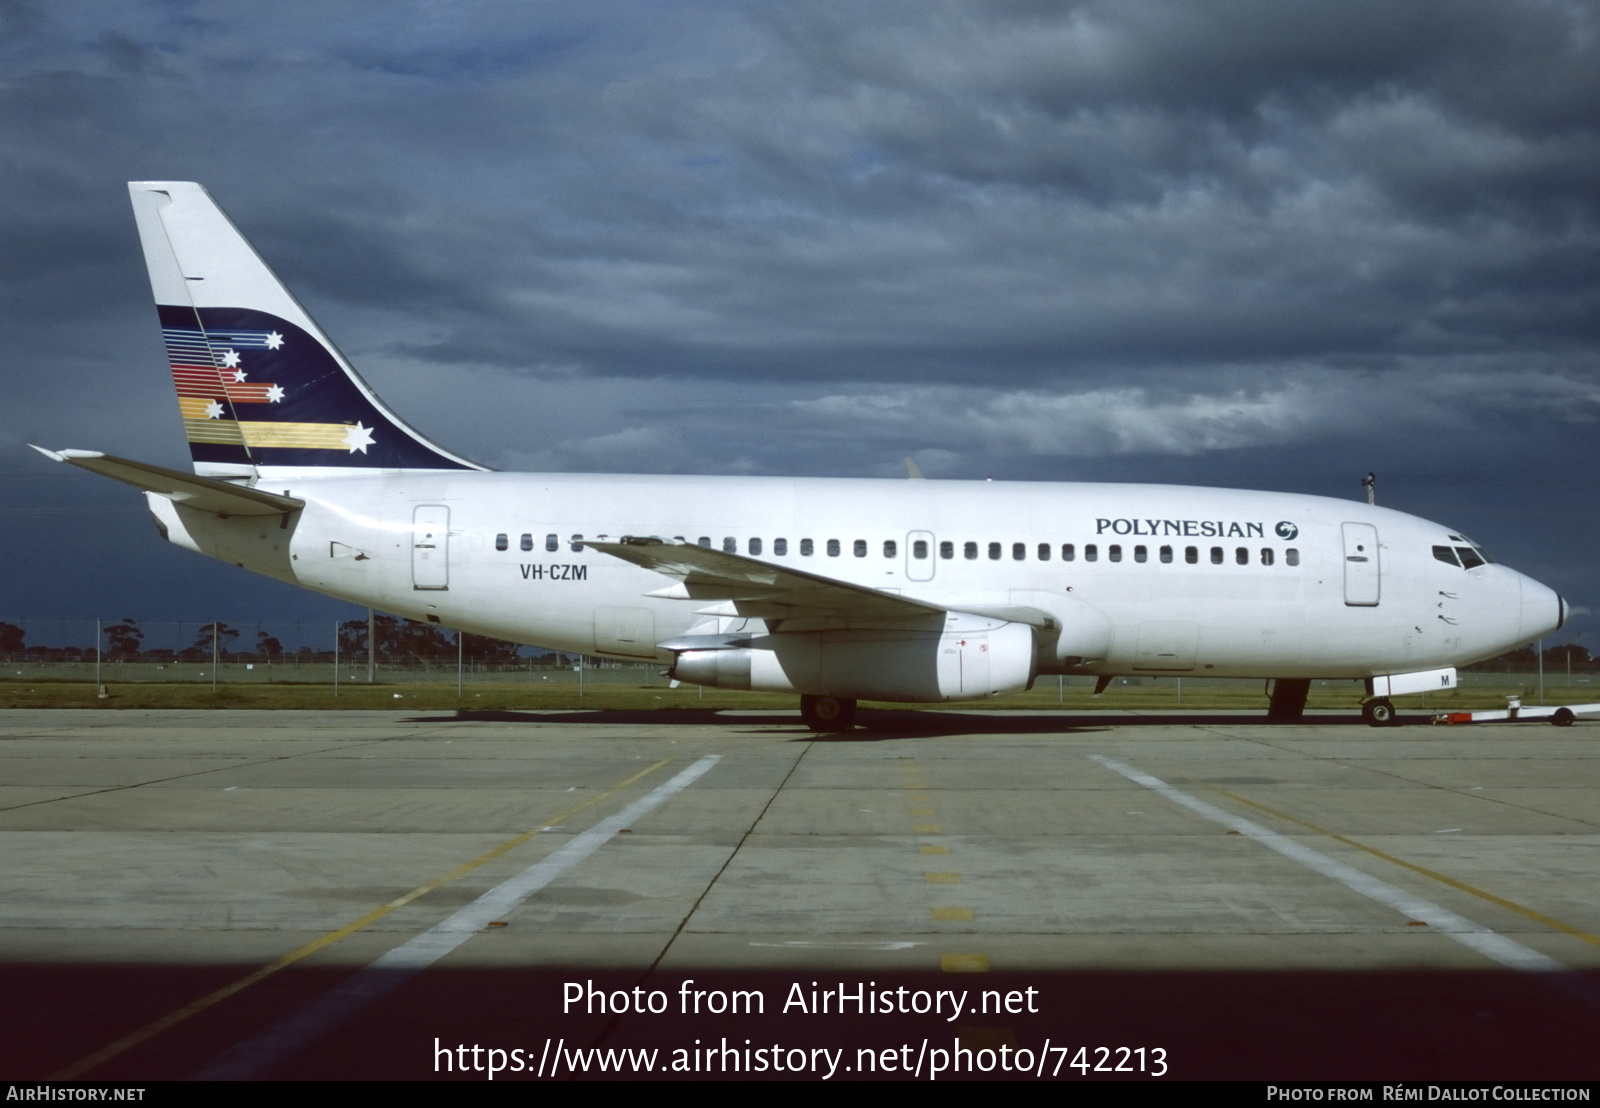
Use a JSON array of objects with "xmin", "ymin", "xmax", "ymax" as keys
[
  {"xmin": 749, "ymin": 537, "xmax": 762, "ymax": 556},
  {"xmin": 1085, "ymin": 544, "xmax": 1098, "ymax": 562},
  {"xmin": 1433, "ymin": 545, "xmax": 1460, "ymax": 567},
  {"xmin": 1134, "ymin": 545, "xmax": 1147, "ymax": 563},
  {"xmin": 519, "ymin": 534, "xmax": 532, "ymax": 552},
  {"xmin": 546, "ymin": 534, "xmax": 559, "ymax": 552},
  {"xmin": 1037, "ymin": 543, "xmax": 1051, "ymax": 561},
  {"xmin": 1160, "ymin": 545, "xmax": 1173, "ymax": 564},
  {"xmin": 495, "ymin": 533, "xmax": 508, "ymax": 551},
  {"xmin": 1210, "ymin": 546, "xmax": 1223, "ymax": 565},
  {"xmin": 827, "ymin": 539, "xmax": 841, "ymax": 557},
  {"xmin": 940, "ymin": 541, "xmax": 953, "ymax": 559},
  {"xmin": 1108, "ymin": 544, "xmax": 1122, "ymax": 563},
  {"xmin": 1012, "ymin": 542, "xmax": 1026, "ymax": 561},
  {"xmin": 1185, "ymin": 546, "xmax": 1198, "ymax": 564},
  {"xmin": 774, "ymin": 538, "xmax": 788, "ymax": 556},
  {"xmin": 912, "ymin": 540, "xmax": 927, "ymax": 560},
  {"xmin": 1235, "ymin": 547, "xmax": 1248, "ymax": 565},
  {"xmin": 800, "ymin": 539, "xmax": 814, "ymax": 556},
  {"xmin": 1286, "ymin": 548, "xmax": 1300, "ymax": 566},
  {"xmin": 884, "ymin": 540, "xmax": 898, "ymax": 558},
  {"xmin": 1062, "ymin": 544, "xmax": 1075, "ymax": 561},
  {"xmin": 723, "ymin": 537, "xmax": 737, "ymax": 553},
  {"xmin": 1456, "ymin": 546, "xmax": 1486, "ymax": 570},
  {"xmin": 988, "ymin": 542, "xmax": 1002, "ymax": 561},
  {"xmin": 698, "ymin": 536, "xmax": 711, "ymax": 548},
  {"xmin": 964, "ymin": 541, "xmax": 978, "ymax": 560},
  {"xmin": 854, "ymin": 539, "xmax": 867, "ymax": 557},
  {"xmin": 1261, "ymin": 547, "xmax": 1275, "ymax": 566},
  {"xmin": 570, "ymin": 534, "xmax": 584, "ymax": 552}
]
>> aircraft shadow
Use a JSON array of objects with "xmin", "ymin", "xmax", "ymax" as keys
[{"xmin": 405, "ymin": 707, "xmax": 1420, "ymax": 737}]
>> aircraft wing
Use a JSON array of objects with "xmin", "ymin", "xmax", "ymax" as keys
[
  {"xmin": 30, "ymin": 447, "xmax": 304, "ymax": 518},
  {"xmin": 586, "ymin": 537, "xmax": 949, "ymax": 623}
]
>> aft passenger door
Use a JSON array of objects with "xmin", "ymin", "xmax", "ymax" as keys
[
  {"xmin": 412, "ymin": 505, "xmax": 450, "ymax": 590},
  {"xmin": 1341, "ymin": 522, "xmax": 1380, "ymax": 606}
]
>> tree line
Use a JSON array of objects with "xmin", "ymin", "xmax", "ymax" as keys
[{"xmin": 0, "ymin": 617, "xmax": 560, "ymax": 666}]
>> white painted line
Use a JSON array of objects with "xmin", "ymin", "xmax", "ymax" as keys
[
  {"xmin": 1089, "ymin": 755, "xmax": 1600, "ymax": 1014},
  {"xmin": 191, "ymin": 754, "xmax": 722, "ymax": 1080}
]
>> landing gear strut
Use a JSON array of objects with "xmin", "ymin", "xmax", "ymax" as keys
[
  {"xmin": 1266, "ymin": 678, "xmax": 1310, "ymax": 722},
  {"xmin": 800, "ymin": 695, "xmax": 856, "ymax": 732},
  {"xmin": 1361, "ymin": 697, "xmax": 1396, "ymax": 727}
]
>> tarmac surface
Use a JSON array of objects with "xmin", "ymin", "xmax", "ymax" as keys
[{"xmin": 2, "ymin": 706, "xmax": 1597, "ymax": 1081}]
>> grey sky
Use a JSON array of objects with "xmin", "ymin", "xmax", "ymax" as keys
[{"xmin": 2, "ymin": 0, "xmax": 1596, "ymax": 648}]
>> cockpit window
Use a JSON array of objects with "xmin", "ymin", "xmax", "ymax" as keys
[
  {"xmin": 1456, "ymin": 546, "xmax": 1486, "ymax": 570},
  {"xmin": 1433, "ymin": 545, "xmax": 1461, "ymax": 567}
]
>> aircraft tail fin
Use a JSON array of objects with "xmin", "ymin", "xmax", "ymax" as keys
[{"xmin": 128, "ymin": 181, "xmax": 485, "ymax": 479}]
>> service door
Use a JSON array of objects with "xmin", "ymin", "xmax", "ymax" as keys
[
  {"xmin": 412, "ymin": 505, "xmax": 450, "ymax": 590},
  {"xmin": 1341, "ymin": 522, "xmax": 1380, "ymax": 607},
  {"xmin": 906, "ymin": 530, "xmax": 936, "ymax": 582}
]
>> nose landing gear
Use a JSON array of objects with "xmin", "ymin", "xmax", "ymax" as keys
[{"xmin": 1361, "ymin": 697, "xmax": 1396, "ymax": 727}]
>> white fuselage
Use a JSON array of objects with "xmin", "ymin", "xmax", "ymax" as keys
[{"xmin": 148, "ymin": 471, "xmax": 1563, "ymax": 684}]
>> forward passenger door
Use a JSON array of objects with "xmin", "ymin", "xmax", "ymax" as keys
[{"xmin": 1341, "ymin": 522, "xmax": 1380, "ymax": 606}]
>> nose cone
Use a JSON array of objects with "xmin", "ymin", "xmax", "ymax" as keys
[{"xmin": 1519, "ymin": 573, "xmax": 1565, "ymax": 641}]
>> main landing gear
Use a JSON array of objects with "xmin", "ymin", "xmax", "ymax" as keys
[
  {"xmin": 800, "ymin": 695, "xmax": 857, "ymax": 732},
  {"xmin": 1361, "ymin": 697, "xmax": 1397, "ymax": 727},
  {"xmin": 1266, "ymin": 678, "xmax": 1311, "ymax": 723}
]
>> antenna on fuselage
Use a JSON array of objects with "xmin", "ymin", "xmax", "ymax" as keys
[
  {"xmin": 903, "ymin": 457, "xmax": 926, "ymax": 479},
  {"xmin": 1362, "ymin": 471, "xmax": 1377, "ymax": 505}
]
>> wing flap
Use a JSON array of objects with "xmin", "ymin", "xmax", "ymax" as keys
[{"xmin": 586, "ymin": 537, "xmax": 947, "ymax": 622}]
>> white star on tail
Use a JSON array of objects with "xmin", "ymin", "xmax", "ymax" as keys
[
  {"xmin": 342, "ymin": 422, "xmax": 376, "ymax": 453},
  {"xmin": 220, "ymin": 349, "xmax": 241, "ymax": 368},
  {"xmin": 265, "ymin": 385, "xmax": 285, "ymax": 403},
  {"xmin": 264, "ymin": 332, "xmax": 284, "ymax": 350},
  {"xmin": 232, "ymin": 369, "xmax": 248, "ymax": 382},
  {"xmin": 204, "ymin": 400, "xmax": 224, "ymax": 419}
]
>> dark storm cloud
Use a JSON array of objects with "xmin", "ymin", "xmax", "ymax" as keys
[{"xmin": 1, "ymin": 0, "xmax": 1596, "ymax": 632}]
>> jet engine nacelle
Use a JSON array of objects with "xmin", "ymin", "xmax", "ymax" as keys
[{"xmin": 671, "ymin": 613, "xmax": 1037, "ymax": 702}]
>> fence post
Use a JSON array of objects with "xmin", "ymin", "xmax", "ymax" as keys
[{"xmin": 96, "ymin": 618, "xmax": 106, "ymax": 699}]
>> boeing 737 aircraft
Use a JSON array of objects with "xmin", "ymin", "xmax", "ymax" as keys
[{"xmin": 33, "ymin": 182, "xmax": 1568, "ymax": 729}]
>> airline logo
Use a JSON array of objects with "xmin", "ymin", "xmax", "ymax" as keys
[
  {"xmin": 1096, "ymin": 517, "xmax": 1267, "ymax": 539},
  {"xmin": 163, "ymin": 321, "xmax": 377, "ymax": 454}
]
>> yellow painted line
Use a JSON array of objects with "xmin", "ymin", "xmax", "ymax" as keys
[
  {"xmin": 908, "ymin": 793, "xmax": 930, "ymax": 801},
  {"xmin": 919, "ymin": 845, "xmax": 950, "ymax": 856},
  {"xmin": 958, "ymin": 1027, "xmax": 1019, "ymax": 1049},
  {"xmin": 926, "ymin": 872, "xmax": 961, "ymax": 884},
  {"xmin": 53, "ymin": 757, "xmax": 673, "ymax": 1080},
  {"xmin": 911, "ymin": 808, "xmax": 934, "ymax": 816},
  {"xmin": 913, "ymin": 824, "xmax": 941, "ymax": 834},
  {"xmin": 932, "ymin": 907, "xmax": 974, "ymax": 921},
  {"xmin": 1203, "ymin": 784, "xmax": 1600, "ymax": 952},
  {"xmin": 940, "ymin": 954, "xmax": 990, "ymax": 972}
]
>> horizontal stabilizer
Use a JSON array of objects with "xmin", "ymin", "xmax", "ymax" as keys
[{"xmin": 31, "ymin": 447, "xmax": 303, "ymax": 517}]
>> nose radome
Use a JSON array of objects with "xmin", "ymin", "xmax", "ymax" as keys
[{"xmin": 1519, "ymin": 573, "xmax": 1564, "ymax": 641}]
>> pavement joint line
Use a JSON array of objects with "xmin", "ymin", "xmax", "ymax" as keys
[
  {"xmin": 0, "ymin": 725, "xmax": 461, "ymax": 816},
  {"xmin": 1208, "ymin": 726, "xmax": 1600, "ymax": 835},
  {"xmin": 1184, "ymin": 776, "xmax": 1600, "ymax": 952},
  {"xmin": 584, "ymin": 741, "xmax": 818, "ymax": 1052},
  {"xmin": 51, "ymin": 754, "xmax": 676, "ymax": 1080},
  {"xmin": 189, "ymin": 754, "xmax": 720, "ymax": 1080},
  {"xmin": 1091, "ymin": 754, "xmax": 1600, "ymax": 1017}
]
